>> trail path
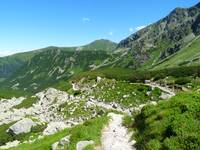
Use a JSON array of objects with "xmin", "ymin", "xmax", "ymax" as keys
[{"xmin": 100, "ymin": 113, "xmax": 135, "ymax": 150}]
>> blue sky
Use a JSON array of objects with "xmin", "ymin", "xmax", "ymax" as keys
[{"xmin": 0, "ymin": 0, "xmax": 199, "ymax": 56}]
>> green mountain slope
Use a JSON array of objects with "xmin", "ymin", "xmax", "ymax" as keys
[
  {"xmin": 2, "ymin": 40, "xmax": 116, "ymax": 92},
  {"xmin": 153, "ymin": 36, "xmax": 200, "ymax": 69},
  {"xmin": 109, "ymin": 2, "xmax": 200, "ymax": 69},
  {"xmin": 0, "ymin": 51, "xmax": 37, "ymax": 81},
  {"xmin": 82, "ymin": 39, "xmax": 117, "ymax": 52}
]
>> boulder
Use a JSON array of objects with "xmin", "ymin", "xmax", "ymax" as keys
[
  {"xmin": 8, "ymin": 118, "xmax": 36, "ymax": 135},
  {"xmin": 159, "ymin": 92, "xmax": 171, "ymax": 99},
  {"xmin": 96, "ymin": 76, "xmax": 102, "ymax": 82},
  {"xmin": 43, "ymin": 122, "xmax": 68, "ymax": 135},
  {"xmin": 51, "ymin": 135, "xmax": 71, "ymax": 150},
  {"xmin": 0, "ymin": 140, "xmax": 20, "ymax": 149},
  {"xmin": 51, "ymin": 142, "xmax": 59, "ymax": 150},
  {"xmin": 76, "ymin": 140, "xmax": 94, "ymax": 150},
  {"xmin": 59, "ymin": 135, "xmax": 71, "ymax": 146}
]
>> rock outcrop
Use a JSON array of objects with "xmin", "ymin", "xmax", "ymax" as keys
[
  {"xmin": 43, "ymin": 122, "xmax": 68, "ymax": 135},
  {"xmin": 51, "ymin": 135, "xmax": 71, "ymax": 150},
  {"xmin": 8, "ymin": 118, "xmax": 36, "ymax": 135}
]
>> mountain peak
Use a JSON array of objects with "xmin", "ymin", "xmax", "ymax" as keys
[
  {"xmin": 83, "ymin": 39, "xmax": 117, "ymax": 52},
  {"xmin": 193, "ymin": 1, "xmax": 200, "ymax": 8},
  {"xmin": 89, "ymin": 39, "xmax": 117, "ymax": 45}
]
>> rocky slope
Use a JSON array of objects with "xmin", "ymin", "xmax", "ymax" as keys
[
  {"xmin": 110, "ymin": 2, "xmax": 200, "ymax": 69},
  {"xmin": 0, "ymin": 76, "xmax": 171, "ymax": 149}
]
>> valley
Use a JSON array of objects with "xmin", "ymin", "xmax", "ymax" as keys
[{"xmin": 0, "ymin": 1, "xmax": 200, "ymax": 150}]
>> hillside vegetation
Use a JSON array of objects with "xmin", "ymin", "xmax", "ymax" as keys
[
  {"xmin": 133, "ymin": 92, "xmax": 200, "ymax": 150},
  {"xmin": 1, "ymin": 40, "xmax": 116, "ymax": 92},
  {"xmin": 153, "ymin": 36, "xmax": 200, "ymax": 69},
  {"xmin": 0, "ymin": 2, "xmax": 200, "ymax": 150}
]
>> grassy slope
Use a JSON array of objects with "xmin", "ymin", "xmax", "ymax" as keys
[
  {"xmin": 88, "ymin": 79, "xmax": 161, "ymax": 108},
  {"xmin": 0, "ymin": 50, "xmax": 37, "ymax": 80},
  {"xmin": 13, "ymin": 97, "xmax": 38, "ymax": 109},
  {"xmin": 133, "ymin": 92, "xmax": 200, "ymax": 150},
  {"xmin": 82, "ymin": 39, "xmax": 117, "ymax": 52},
  {"xmin": 153, "ymin": 36, "xmax": 200, "ymax": 69},
  {"xmin": 0, "ymin": 89, "xmax": 30, "ymax": 99},
  {"xmin": 9, "ymin": 116, "xmax": 109, "ymax": 150},
  {"xmin": 1, "ymin": 40, "xmax": 117, "ymax": 93},
  {"xmin": 0, "ymin": 122, "xmax": 46, "ymax": 147}
]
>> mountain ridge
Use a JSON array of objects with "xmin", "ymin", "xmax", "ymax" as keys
[{"xmin": 1, "ymin": 2, "xmax": 200, "ymax": 92}]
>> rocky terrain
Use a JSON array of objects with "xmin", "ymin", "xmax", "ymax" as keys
[
  {"xmin": 115, "ymin": 2, "xmax": 200, "ymax": 69},
  {"xmin": 0, "ymin": 76, "xmax": 174, "ymax": 150},
  {"xmin": 0, "ymin": 1, "xmax": 200, "ymax": 150}
]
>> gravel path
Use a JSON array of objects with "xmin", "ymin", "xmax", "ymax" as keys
[{"xmin": 100, "ymin": 113, "xmax": 135, "ymax": 150}]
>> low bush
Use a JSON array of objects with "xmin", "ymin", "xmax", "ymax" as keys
[{"xmin": 133, "ymin": 92, "xmax": 200, "ymax": 150}]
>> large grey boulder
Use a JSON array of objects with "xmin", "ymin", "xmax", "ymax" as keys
[
  {"xmin": 8, "ymin": 118, "xmax": 36, "ymax": 135},
  {"xmin": 76, "ymin": 140, "xmax": 94, "ymax": 150}
]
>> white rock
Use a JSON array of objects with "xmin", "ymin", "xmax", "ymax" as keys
[
  {"xmin": 59, "ymin": 135, "xmax": 71, "ymax": 146},
  {"xmin": 0, "ymin": 140, "xmax": 20, "ymax": 149},
  {"xmin": 76, "ymin": 140, "xmax": 94, "ymax": 150},
  {"xmin": 51, "ymin": 142, "xmax": 59, "ymax": 150},
  {"xmin": 149, "ymin": 101, "xmax": 157, "ymax": 105},
  {"xmin": 159, "ymin": 92, "xmax": 171, "ymax": 99},
  {"xmin": 8, "ymin": 118, "xmax": 36, "ymax": 135},
  {"xmin": 96, "ymin": 76, "xmax": 102, "ymax": 82},
  {"xmin": 43, "ymin": 122, "xmax": 68, "ymax": 135}
]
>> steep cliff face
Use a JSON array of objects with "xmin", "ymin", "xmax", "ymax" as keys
[{"xmin": 115, "ymin": 2, "xmax": 200, "ymax": 69}]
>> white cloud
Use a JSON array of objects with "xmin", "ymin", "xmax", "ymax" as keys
[
  {"xmin": 0, "ymin": 50, "xmax": 24, "ymax": 57},
  {"xmin": 135, "ymin": 25, "xmax": 147, "ymax": 31},
  {"xmin": 82, "ymin": 17, "xmax": 91, "ymax": 23},
  {"xmin": 129, "ymin": 28, "xmax": 134, "ymax": 32},
  {"xmin": 108, "ymin": 31, "xmax": 113, "ymax": 36}
]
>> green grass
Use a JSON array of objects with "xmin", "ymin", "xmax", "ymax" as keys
[
  {"xmin": 67, "ymin": 116, "xmax": 109, "ymax": 150},
  {"xmin": 71, "ymin": 65, "xmax": 200, "ymax": 86},
  {"xmin": 89, "ymin": 79, "xmax": 161, "ymax": 107},
  {"xmin": 58, "ymin": 99, "xmax": 105, "ymax": 120},
  {"xmin": 53, "ymin": 80, "xmax": 72, "ymax": 92},
  {"xmin": 13, "ymin": 97, "xmax": 38, "ymax": 109},
  {"xmin": 0, "ymin": 122, "xmax": 46, "ymax": 147},
  {"xmin": 9, "ymin": 116, "xmax": 109, "ymax": 150},
  {"xmin": 71, "ymin": 67, "xmax": 135, "ymax": 82},
  {"xmin": 133, "ymin": 92, "xmax": 200, "ymax": 150},
  {"xmin": 154, "ymin": 36, "xmax": 200, "ymax": 69},
  {"xmin": 0, "ymin": 122, "xmax": 16, "ymax": 146},
  {"xmin": 0, "ymin": 89, "xmax": 30, "ymax": 99}
]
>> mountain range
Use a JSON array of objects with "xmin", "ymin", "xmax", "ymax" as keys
[
  {"xmin": 0, "ymin": 2, "xmax": 200, "ymax": 92},
  {"xmin": 0, "ymin": 2, "xmax": 200, "ymax": 150}
]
